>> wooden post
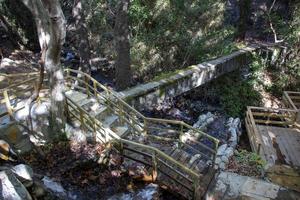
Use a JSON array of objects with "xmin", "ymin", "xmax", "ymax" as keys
[
  {"xmin": 152, "ymin": 152, "xmax": 158, "ymax": 182},
  {"xmin": 93, "ymin": 119, "xmax": 97, "ymax": 142},
  {"xmin": 295, "ymin": 110, "xmax": 300, "ymax": 126},
  {"xmin": 66, "ymin": 69, "xmax": 71, "ymax": 88},
  {"xmin": 93, "ymin": 80, "xmax": 97, "ymax": 96},
  {"xmin": 193, "ymin": 178, "xmax": 202, "ymax": 200},
  {"xmin": 3, "ymin": 90, "xmax": 13, "ymax": 120},
  {"xmin": 143, "ymin": 119, "xmax": 148, "ymax": 136},
  {"xmin": 80, "ymin": 110, "xmax": 84, "ymax": 128},
  {"xmin": 64, "ymin": 99, "xmax": 70, "ymax": 120},
  {"xmin": 180, "ymin": 122, "xmax": 183, "ymax": 137},
  {"xmin": 84, "ymin": 76, "xmax": 90, "ymax": 97},
  {"xmin": 119, "ymin": 101, "xmax": 124, "ymax": 124}
]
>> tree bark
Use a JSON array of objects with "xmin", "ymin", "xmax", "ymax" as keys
[
  {"xmin": 236, "ymin": 0, "xmax": 250, "ymax": 41},
  {"xmin": 114, "ymin": 0, "xmax": 131, "ymax": 91},
  {"xmin": 20, "ymin": 0, "xmax": 66, "ymax": 135},
  {"xmin": 72, "ymin": 0, "xmax": 91, "ymax": 74}
]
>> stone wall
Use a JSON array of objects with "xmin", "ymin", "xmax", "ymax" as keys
[{"xmin": 119, "ymin": 45, "xmax": 258, "ymax": 109}]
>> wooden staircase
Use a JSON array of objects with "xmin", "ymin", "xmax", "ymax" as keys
[{"xmin": 0, "ymin": 69, "xmax": 220, "ymax": 199}]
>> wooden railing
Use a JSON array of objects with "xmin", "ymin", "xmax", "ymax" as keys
[
  {"xmin": 0, "ymin": 77, "xmax": 41, "ymax": 121},
  {"xmin": 119, "ymin": 138, "xmax": 205, "ymax": 199},
  {"xmin": 0, "ymin": 72, "xmax": 40, "ymax": 90},
  {"xmin": 64, "ymin": 94, "xmax": 205, "ymax": 199},
  {"xmin": 283, "ymin": 91, "xmax": 300, "ymax": 110},
  {"xmin": 245, "ymin": 106, "xmax": 299, "ymax": 154},
  {"xmin": 65, "ymin": 96, "xmax": 121, "ymax": 143},
  {"xmin": 1, "ymin": 69, "xmax": 218, "ymax": 198},
  {"xmin": 64, "ymin": 69, "xmax": 220, "ymax": 157}
]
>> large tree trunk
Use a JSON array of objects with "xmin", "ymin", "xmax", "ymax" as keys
[
  {"xmin": 20, "ymin": 0, "xmax": 66, "ymax": 135},
  {"xmin": 72, "ymin": 0, "xmax": 91, "ymax": 74},
  {"xmin": 114, "ymin": 0, "xmax": 131, "ymax": 91}
]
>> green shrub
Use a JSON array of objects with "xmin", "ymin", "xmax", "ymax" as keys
[{"xmin": 235, "ymin": 150, "xmax": 266, "ymax": 171}]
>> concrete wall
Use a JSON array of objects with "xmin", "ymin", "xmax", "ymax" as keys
[{"xmin": 118, "ymin": 45, "xmax": 258, "ymax": 109}]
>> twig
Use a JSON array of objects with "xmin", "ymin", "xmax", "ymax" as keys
[{"xmin": 267, "ymin": 0, "xmax": 284, "ymax": 43}]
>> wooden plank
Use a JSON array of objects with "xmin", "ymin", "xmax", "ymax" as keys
[
  {"xmin": 171, "ymin": 149, "xmax": 183, "ymax": 160},
  {"xmin": 278, "ymin": 128, "xmax": 300, "ymax": 166},
  {"xmin": 272, "ymin": 130, "xmax": 294, "ymax": 166},
  {"xmin": 266, "ymin": 165, "xmax": 300, "ymax": 192},
  {"xmin": 256, "ymin": 125, "xmax": 277, "ymax": 166}
]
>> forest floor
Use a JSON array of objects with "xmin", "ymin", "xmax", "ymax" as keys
[{"xmin": 22, "ymin": 140, "xmax": 147, "ymax": 199}]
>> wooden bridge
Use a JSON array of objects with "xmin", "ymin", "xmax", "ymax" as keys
[
  {"xmin": 0, "ymin": 69, "xmax": 220, "ymax": 199},
  {"xmin": 245, "ymin": 91, "xmax": 300, "ymax": 192}
]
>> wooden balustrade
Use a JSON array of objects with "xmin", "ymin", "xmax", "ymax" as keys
[{"xmin": 64, "ymin": 68, "xmax": 219, "ymax": 155}]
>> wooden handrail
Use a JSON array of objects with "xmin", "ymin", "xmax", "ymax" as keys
[{"xmin": 64, "ymin": 68, "xmax": 220, "ymax": 153}]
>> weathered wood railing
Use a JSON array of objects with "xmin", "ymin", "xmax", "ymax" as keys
[
  {"xmin": 283, "ymin": 91, "xmax": 300, "ymax": 110},
  {"xmin": 63, "ymin": 92, "xmax": 207, "ymax": 198},
  {"xmin": 1, "ymin": 70, "xmax": 218, "ymax": 198},
  {"xmin": 64, "ymin": 69, "xmax": 220, "ymax": 157},
  {"xmin": 245, "ymin": 106, "xmax": 299, "ymax": 155},
  {"xmin": 0, "ymin": 76, "xmax": 42, "ymax": 121},
  {"xmin": 119, "ymin": 138, "xmax": 205, "ymax": 199},
  {"xmin": 64, "ymin": 94, "xmax": 206, "ymax": 198}
]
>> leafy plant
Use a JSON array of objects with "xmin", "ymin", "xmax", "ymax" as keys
[{"xmin": 235, "ymin": 150, "xmax": 266, "ymax": 171}]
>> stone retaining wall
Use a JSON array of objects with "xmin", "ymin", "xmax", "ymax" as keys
[{"xmin": 119, "ymin": 45, "xmax": 258, "ymax": 109}]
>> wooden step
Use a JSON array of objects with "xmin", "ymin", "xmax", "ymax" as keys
[
  {"xmin": 94, "ymin": 107, "xmax": 109, "ymax": 120},
  {"xmin": 65, "ymin": 90, "xmax": 88, "ymax": 102},
  {"xmin": 102, "ymin": 115, "xmax": 119, "ymax": 128},
  {"xmin": 111, "ymin": 125, "xmax": 130, "ymax": 137}
]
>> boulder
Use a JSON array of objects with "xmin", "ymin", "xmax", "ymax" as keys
[
  {"xmin": 0, "ymin": 170, "xmax": 32, "ymax": 200},
  {"xmin": 0, "ymin": 123, "xmax": 33, "ymax": 155},
  {"xmin": 11, "ymin": 164, "xmax": 34, "ymax": 187},
  {"xmin": 108, "ymin": 183, "xmax": 161, "ymax": 200},
  {"xmin": 42, "ymin": 176, "xmax": 67, "ymax": 198},
  {"xmin": 217, "ymin": 144, "xmax": 228, "ymax": 156}
]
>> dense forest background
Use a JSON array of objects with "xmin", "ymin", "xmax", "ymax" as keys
[{"xmin": 0, "ymin": 0, "xmax": 299, "ymax": 98}]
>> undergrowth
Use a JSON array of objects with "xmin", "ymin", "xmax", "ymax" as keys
[{"xmin": 227, "ymin": 150, "xmax": 266, "ymax": 177}]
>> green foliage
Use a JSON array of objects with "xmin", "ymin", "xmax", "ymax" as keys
[
  {"xmin": 218, "ymin": 76, "xmax": 262, "ymax": 117},
  {"xmin": 235, "ymin": 150, "xmax": 266, "ymax": 171},
  {"xmin": 128, "ymin": 0, "xmax": 239, "ymax": 81}
]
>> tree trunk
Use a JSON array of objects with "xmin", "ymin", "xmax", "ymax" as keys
[
  {"xmin": 20, "ymin": 0, "xmax": 66, "ymax": 135},
  {"xmin": 236, "ymin": 0, "xmax": 250, "ymax": 41},
  {"xmin": 72, "ymin": 0, "xmax": 91, "ymax": 74},
  {"xmin": 114, "ymin": 0, "xmax": 131, "ymax": 91}
]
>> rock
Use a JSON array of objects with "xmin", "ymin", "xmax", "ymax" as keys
[
  {"xmin": 228, "ymin": 127, "xmax": 237, "ymax": 146},
  {"xmin": 225, "ymin": 147, "xmax": 234, "ymax": 158},
  {"xmin": 227, "ymin": 117, "xmax": 234, "ymax": 126},
  {"xmin": 193, "ymin": 112, "xmax": 215, "ymax": 130},
  {"xmin": 208, "ymin": 171, "xmax": 300, "ymax": 200},
  {"xmin": 206, "ymin": 117, "xmax": 215, "ymax": 124},
  {"xmin": 219, "ymin": 162, "xmax": 226, "ymax": 170},
  {"xmin": 215, "ymin": 157, "xmax": 222, "ymax": 165},
  {"xmin": 42, "ymin": 176, "xmax": 67, "ymax": 198},
  {"xmin": 233, "ymin": 118, "xmax": 240, "ymax": 128},
  {"xmin": 0, "ymin": 170, "xmax": 32, "ymax": 200},
  {"xmin": 0, "ymin": 123, "xmax": 32, "ymax": 154},
  {"xmin": 11, "ymin": 164, "xmax": 34, "ymax": 187},
  {"xmin": 107, "ymin": 183, "xmax": 160, "ymax": 200},
  {"xmin": 71, "ymin": 130, "xmax": 87, "ymax": 144},
  {"xmin": 14, "ymin": 138, "xmax": 33, "ymax": 155},
  {"xmin": 135, "ymin": 183, "xmax": 160, "ymax": 200},
  {"xmin": 32, "ymin": 182, "xmax": 46, "ymax": 198},
  {"xmin": 221, "ymin": 155, "xmax": 229, "ymax": 163},
  {"xmin": 217, "ymin": 144, "xmax": 228, "ymax": 156}
]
